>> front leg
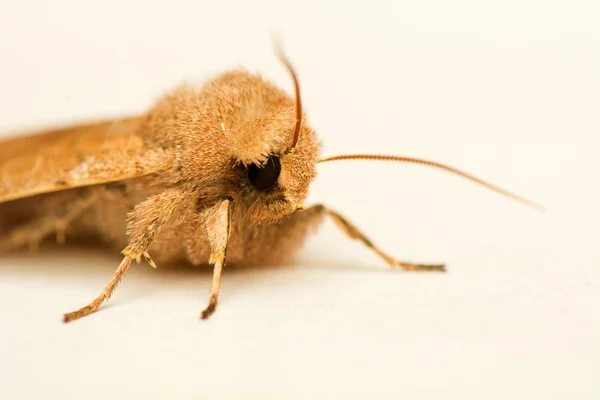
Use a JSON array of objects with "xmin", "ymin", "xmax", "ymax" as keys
[
  {"xmin": 200, "ymin": 198, "xmax": 232, "ymax": 319},
  {"xmin": 63, "ymin": 188, "xmax": 191, "ymax": 322}
]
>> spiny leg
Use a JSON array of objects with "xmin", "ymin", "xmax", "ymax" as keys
[
  {"xmin": 63, "ymin": 255, "xmax": 134, "ymax": 322},
  {"xmin": 309, "ymin": 204, "xmax": 445, "ymax": 272},
  {"xmin": 201, "ymin": 257, "xmax": 224, "ymax": 319},
  {"xmin": 201, "ymin": 199, "xmax": 232, "ymax": 319},
  {"xmin": 62, "ymin": 187, "xmax": 190, "ymax": 322},
  {"xmin": 0, "ymin": 191, "xmax": 99, "ymax": 253}
]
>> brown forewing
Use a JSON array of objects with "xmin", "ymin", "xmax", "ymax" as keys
[{"xmin": 0, "ymin": 117, "xmax": 172, "ymax": 203}]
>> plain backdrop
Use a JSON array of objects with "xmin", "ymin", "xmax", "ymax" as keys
[{"xmin": 0, "ymin": 1, "xmax": 599, "ymax": 398}]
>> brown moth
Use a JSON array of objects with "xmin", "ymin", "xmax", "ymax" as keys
[{"xmin": 0, "ymin": 47, "xmax": 542, "ymax": 322}]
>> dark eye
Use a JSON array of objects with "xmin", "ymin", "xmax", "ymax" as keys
[{"xmin": 248, "ymin": 155, "xmax": 281, "ymax": 191}]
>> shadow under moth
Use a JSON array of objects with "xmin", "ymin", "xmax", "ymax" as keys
[{"xmin": 0, "ymin": 46, "xmax": 542, "ymax": 322}]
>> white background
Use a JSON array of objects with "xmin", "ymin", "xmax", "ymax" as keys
[{"xmin": 1, "ymin": 1, "xmax": 599, "ymax": 398}]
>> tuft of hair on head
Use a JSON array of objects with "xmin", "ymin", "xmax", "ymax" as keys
[
  {"xmin": 273, "ymin": 38, "xmax": 303, "ymax": 153},
  {"xmin": 318, "ymin": 153, "xmax": 544, "ymax": 212}
]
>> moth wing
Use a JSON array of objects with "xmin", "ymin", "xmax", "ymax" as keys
[{"xmin": 0, "ymin": 117, "xmax": 171, "ymax": 203}]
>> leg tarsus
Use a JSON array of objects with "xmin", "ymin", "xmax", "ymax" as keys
[
  {"xmin": 392, "ymin": 260, "xmax": 446, "ymax": 272},
  {"xmin": 200, "ymin": 296, "xmax": 218, "ymax": 319},
  {"xmin": 63, "ymin": 303, "xmax": 102, "ymax": 323},
  {"xmin": 200, "ymin": 199, "xmax": 230, "ymax": 320},
  {"xmin": 63, "ymin": 255, "xmax": 134, "ymax": 323},
  {"xmin": 200, "ymin": 258, "xmax": 224, "ymax": 320},
  {"xmin": 307, "ymin": 204, "xmax": 446, "ymax": 272}
]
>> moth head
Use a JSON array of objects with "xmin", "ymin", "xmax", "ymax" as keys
[{"xmin": 230, "ymin": 48, "xmax": 320, "ymax": 225}]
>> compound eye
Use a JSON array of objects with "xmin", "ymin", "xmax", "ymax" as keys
[{"xmin": 248, "ymin": 155, "xmax": 281, "ymax": 191}]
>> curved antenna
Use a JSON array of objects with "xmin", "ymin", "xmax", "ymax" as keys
[
  {"xmin": 274, "ymin": 41, "xmax": 302, "ymax": 151},
  {"xmin": 319, "ymin": 154, "xmax": 544, "ymax": 211}
]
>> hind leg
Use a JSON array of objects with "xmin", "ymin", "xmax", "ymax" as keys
[{"xmin": 0, "ymin": 190, "xmax": 101, "ymax": 253}]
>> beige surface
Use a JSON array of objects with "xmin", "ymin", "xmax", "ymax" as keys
[{"xmin": 1, "ymin": 1, "xmax": 599, "ymax": 398}]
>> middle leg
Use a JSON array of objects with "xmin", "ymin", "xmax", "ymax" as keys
[{"xmin": 303, "ymin": 204, "xmax": 445, "ymax": 272}]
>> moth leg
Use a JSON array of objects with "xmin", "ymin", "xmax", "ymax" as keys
[
  {"xmin": 307, "ymin": 204, "xmax": 445, "ymax": 272},
  {"xmin": 201, "ymin": 199, "xmax": 232, "ymax": 319},
  {"xmin": 0, "ymin": 191, "xmax": 99, "ymax": 253},
  {"xmin": 63, "ymin": 188, "xmax": 190, "ymax": 323},
  {"xmin": 62, "ymin": 255, "xmax": 134, "ymax": 322}
]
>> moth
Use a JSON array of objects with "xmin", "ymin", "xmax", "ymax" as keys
[{"xmin": 0, "ymin": 47, "xmax": 541, "ymax": 322}]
